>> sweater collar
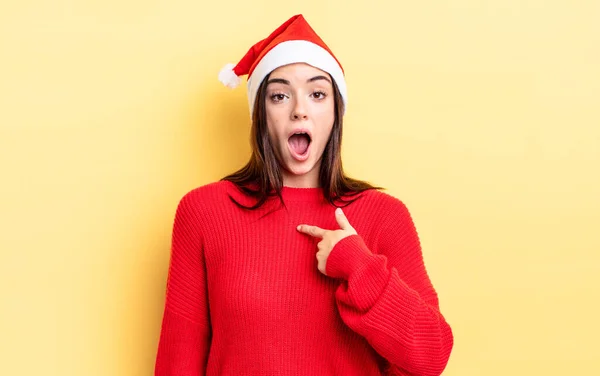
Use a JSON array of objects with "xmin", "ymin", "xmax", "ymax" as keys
[
  {"xmin": 280, "ymin": 185, "xmax": 326, "ymax": 202},
  {"xmin": 225, "ymin": 181, "xmax": 328, "ymax": 205}
]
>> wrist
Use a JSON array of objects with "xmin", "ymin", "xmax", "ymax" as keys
[{"xmin": 326, "ymin": 235, "xmax": 373, "ymax": 279}]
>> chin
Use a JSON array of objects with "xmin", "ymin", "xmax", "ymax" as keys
[{"xmin": 284, "ymin": 160, "xmax": 316, "ymax": 177}]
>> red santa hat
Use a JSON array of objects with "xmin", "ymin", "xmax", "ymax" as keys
[{"xmin": 218, "ymin": 14, "xmax": 347, "ymax": 116}]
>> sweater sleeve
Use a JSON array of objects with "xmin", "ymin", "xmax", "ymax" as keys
[
  {"xmin": 154, "ymin": 192, "xmax": 211, "ymax": 376},
  {"xmin": 325, "ymin": 197, "xmax": 453, "ymax": 376}
]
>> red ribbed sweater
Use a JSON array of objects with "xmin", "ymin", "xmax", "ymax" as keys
[{"xmin": 154, "ymin": 181, "xmax": 453, "ymax": 375}]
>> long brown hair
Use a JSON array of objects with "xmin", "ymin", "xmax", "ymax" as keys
[{"xmin": 222, "ymin": 72, "xmax": 380, "ymax": 209}]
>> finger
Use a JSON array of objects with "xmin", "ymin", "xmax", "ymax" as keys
[
  {"xmin": 334, "ymin": 208, "xmax": 354, "ymax": 231},
  {"xmin": 297, "ymin": 224, "xmax": 327, "ymax": 238},
  {"xmin": 316, "ymin": 252, "xmax": 327, "ymax": 274},
  {"xmin": 317, "ymin": 240, "xmax": 326, "ymax": 252}
]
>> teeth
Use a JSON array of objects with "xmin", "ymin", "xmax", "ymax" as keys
[{"xmin": 292, "ymin": 131, "xmax": 310, "ymax": 138}]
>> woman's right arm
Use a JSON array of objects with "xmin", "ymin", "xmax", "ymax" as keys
[{"xmin": 154, "ymin": 191, "xmax": 211, "ymax": 375}]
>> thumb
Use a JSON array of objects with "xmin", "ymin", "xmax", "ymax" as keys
[{"xmin": 335, "ymin": 208, "xmax": 354, "ymax": 231}]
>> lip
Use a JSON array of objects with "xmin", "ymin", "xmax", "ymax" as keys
[
  {"xmin": 287, "ymin": 128, "xmax": 312, "ymax": 162},
  {"xmin": 287, "ymin": 128, "xmax": 313, "ymax": 140}
]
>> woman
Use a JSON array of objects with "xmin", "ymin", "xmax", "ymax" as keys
[{"xmin": 154, "ymin": 14, "xmax": 453, "ymax": 376}]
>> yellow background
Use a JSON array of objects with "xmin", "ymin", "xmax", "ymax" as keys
[{"xmin": 1, "ymin": 1, "xmax": 599, "ymax": 375}]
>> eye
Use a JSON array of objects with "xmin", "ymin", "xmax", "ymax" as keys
[
  {"xmin": 270, "ymin": 93, "xmax": 287, "ymax": 103},
  {"xmin": 311, "ymin": 91, "xmax": 327, "ymax": 100}
]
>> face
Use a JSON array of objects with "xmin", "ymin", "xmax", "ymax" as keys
[{"xmin": 264, "ymin": 63, "xmax": 335, "ymax": 188}]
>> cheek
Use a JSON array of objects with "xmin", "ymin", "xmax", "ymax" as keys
[
  {"xmin": 266, "ymin": 105, "xmax": 287, "ymax": 139},
  {"xmin": 313, "ymin": 99, "xmax": 335, "ymax": 121},
  {"xmin": 313, "ymin": 106, "xmax": 335, "ymax": 145},
  {"xmin": 266, "ymin": 116, "xmax": 285, "ymax": 146},
  {"xmin": 317, "ymin": 125, "xmax": 334, "ymax": 150}
]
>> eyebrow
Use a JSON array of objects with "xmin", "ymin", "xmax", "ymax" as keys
[
  {"xmin": 266, "ymin": 75, "xmax": 332, "ymax": 86},
  {"xmin": 307, "ymin": 75, "xmax": 331, "ymax": 84}
]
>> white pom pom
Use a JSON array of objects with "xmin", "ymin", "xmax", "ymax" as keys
[{"xmin": 218, "ymin": 63, "xmax": 241, "ymax": 89}]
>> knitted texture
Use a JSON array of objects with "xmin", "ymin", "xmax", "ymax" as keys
[{"xmin": 154, "ymin": 181, "xmax": 453, "ymax": 375}]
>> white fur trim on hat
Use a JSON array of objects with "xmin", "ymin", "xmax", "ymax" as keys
[{"xmin": 246, "ymin": 40, "xmax": 347, "ymax": 117}]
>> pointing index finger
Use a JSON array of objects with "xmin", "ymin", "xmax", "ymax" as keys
[{"xmin": 297, "ymin": 224, "xmax": 326, "ymax": 238}]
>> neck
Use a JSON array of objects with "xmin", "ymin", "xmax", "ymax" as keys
[{"xmin": 281, "ymin": 164, "xmax": 321, "ymax": 188}]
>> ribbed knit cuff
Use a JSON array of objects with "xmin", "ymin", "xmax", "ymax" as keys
[{"xmin": 326, "ymin": 235, "xmax": 374, "ymax": 279}]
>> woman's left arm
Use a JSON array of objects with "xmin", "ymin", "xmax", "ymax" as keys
[{"xmin": 325, "ymin": 198, "xmax": 454, "ymax": 376}]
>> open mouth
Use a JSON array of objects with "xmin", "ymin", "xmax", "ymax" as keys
[{"xmin": 288, "ymin": 131, "xmax": 312, "ymax": 161}]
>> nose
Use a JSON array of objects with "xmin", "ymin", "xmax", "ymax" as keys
[{"xmin": 291, "ymin": 97, "xmax": 308, "ymax": 121}]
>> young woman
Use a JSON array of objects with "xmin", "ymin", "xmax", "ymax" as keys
[{"xmin": 154, "ymin": 14, "xmax": 453, "ymax": 376}]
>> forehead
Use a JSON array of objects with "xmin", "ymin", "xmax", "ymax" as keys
[{"xmin": 269, "ymin": 63, "xmax": 329, "ymax": 81}]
